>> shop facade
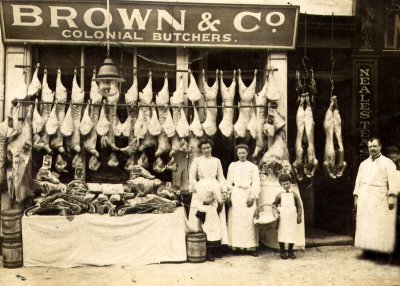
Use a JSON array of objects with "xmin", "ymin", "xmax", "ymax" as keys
[{"xmin": 0, "ymin": 0, "xmax": 359, "ymax": 266}]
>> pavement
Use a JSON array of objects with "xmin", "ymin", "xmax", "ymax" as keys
[{"xmin": 0, "ymin": 246, "xmax": 399, "ymax": 286}]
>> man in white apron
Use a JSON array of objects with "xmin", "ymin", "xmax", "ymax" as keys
[{"xmin": 354, "ymin": 138, "xmax": 398, "ymax": 255}]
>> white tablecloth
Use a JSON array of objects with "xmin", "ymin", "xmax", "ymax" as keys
[{"xmin": 22, "ymin": 207, "xmax": 187, "ymax": 267}]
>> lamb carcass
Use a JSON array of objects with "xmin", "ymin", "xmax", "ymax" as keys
[
  {"xmin": 188, "ymin": 104, "xmax": 203, "ymax": 165},
  {"xmin": 265, "ymin": 71, "xmax": 282, "ymax": 101},
  {"xmin": 292, "ymin": 95, "xmax": 306, "ymax": 181},
  {"xmin": 234, "ymin": 69, "xmax": 257, "ymax": 138},
  {"xmin": 84, "ymin": 69, "xmax": 103, "ymax": 158},
  {"xmin": 155, "ymin": 73, "xmax": 172, "ymax": 157},
  {"xmin": 323, "ymin": 96, "xmax": 346, "ymax": 179},
  {"xmin": 50, "ymin": 68, "xmax": 67, "ymax": 154},
  {"xmin": 247, "ymin": 107, "xmax": 257, "ymax": 139},
  {"xmin": 187, "ymin": 70, "xmax": 202, "ymax": 102},
  {"xmin": 252, "ymin": 79, "xmax": 268, "ymax": 158},
  {"xmin": 121, "ymin": 70, "xmax": 139, "ymax": 155},
  {"xmin": 260, "ymin": 130, "xmax": 289, "ymax": 162},
  {"xmin": 148, "ymin": 105, "xmax": 162, "ymax": 136},
  {"xmin": 27, "ymin": 63, "xmax": 41, "ymax": 98},
  {"xmin": 218, "ymin": 70, "xmax": 236, "ymax": 138},
  {"xmin": 170, "ymin": 73, "xmax": 187, "ymax": 155},
  {"xmin": 201, "ymin": 69, "xmax": 219, "ymax": 137},
  {"xmin": 138, "ymin": 72, "xmax": 157, "ymax": 151},
  {"xmin": 60, "ymin": 103, "xmax": 74, "ymax": 137},
  {"xmin": 303, "ymin": 94, "xmax": 318, "ymax": 179},
  {"xmin": 67, "ymin": 70, "xmax": 84, "ymax": 153},
  {"xmin": 45, "ymin": 103, "xmax": 59, "ymax": 136},
  {"xmin": 96, "ymin": 103, "xmax": 109, "ymax": 136},
  {"xmin": 101, "ymin": 94, "xmax": 120, "ymax": 153},
  {"xmin": 37, "ymin": 69, "xmax": 54, "ymax": 154},
  {"xmin": 32, "ymin": 99, "xmax": 45, "ymax": 139},
  {"xmin": 79, "ymin": 104, "xmax": 94, "ymax": 136},
  {"xmin": 13, "ymin": 68, "xmax": 28, "ymax": 100},
  {"xmin": 332, "ymin": 97, "xmax": 346, "ymax": 177}
]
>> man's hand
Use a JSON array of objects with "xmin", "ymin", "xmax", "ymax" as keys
[
  {"xmin": 354, "ymin": 195, "xmax": 358, "ymax": 209},
  {"xmin": 247, "ymin": 197, "xmax": 255, "ymax": 208},
  {"xmin": 297, "ymin": 216, "xmax": 302, "ymax": 224},
  {"xmin": 388, "ymin": 195, "xmax": 396, "ymax": 210}
]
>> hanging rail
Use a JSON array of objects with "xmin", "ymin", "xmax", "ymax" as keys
[
  {"xmin": 14, "ymin": 65, "xmax": 278, "ymax": 74},
  {"xmin": 15, "ymin": 99, "xmax": 267, "ymax": 109}
]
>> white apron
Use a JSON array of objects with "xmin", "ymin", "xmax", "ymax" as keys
[
  {"xmin": 188, "ymin": 179, "xmax": 227, "ymax": 243},
  {"xmin": 355, "ymin": 182, "xmax": 397, "ymax": 253},
  {"xmin": 227, "ymin": 186, "xmax": 258, "ymax": 248},
  {"xmin": 277, "ymin": 192, "xmax": 298, "ymax": 244}
]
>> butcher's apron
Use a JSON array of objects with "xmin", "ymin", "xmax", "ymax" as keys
[
  {"xmin": 355, "ymin": 182, "xmax": 397, "ymax": 253},
  {"xmin": 277, "ymin": 192, "xmax": 297, "ymax": 244},
  {"xmin": 228, "ymin": 186, "xmax": 258, "ymax": 249},
  {"xmin": 188, "ymin": 179, "xmax": 227, "ymax": 244}
]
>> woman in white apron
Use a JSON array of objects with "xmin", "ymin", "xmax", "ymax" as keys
[
  {"xmin": 226, "ymin": 144, "xmax": 260, "ymax": 256},
  {"xmin": 188, "ymin": 139, "xmax": 228, "ymax": 261},
  {"xmin": 273, "ymin": 174, "xmax": 302, "ymax": 259}
]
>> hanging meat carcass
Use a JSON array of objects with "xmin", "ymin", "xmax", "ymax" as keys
[
  {"xmin": 148, "ymin": 104, "xmax": 162, "ymax": 137},
  {"xmin": 201, "ymin": 69, "xmax": 219, "ymax": 137},
  {"xmin": 155, "ymin": 73, "xmax": 172, "ymax": 157},
  {"xmin": 187, "ymin": 69, "xmax": 202, "ymax": 102},
  {"xmin": 32, "ymin": 99, "xmax": 45, "ymax": 146},
  {"xmin": 0, "ymin": 118, "xmax": 8, "ymax": 185},
  {"xmin": 293, "ymin": 93, "xmax": 318, "ymax": 181},
  {"xmin": 303, "ymin": 94, "xmax": 318, "ymax": 178},
  {"xmin": 50, "ymin": 68, "xmax": 67, "ymax": 154},
  {"xmin": 234, "ymin": 69, "xmax": 257, "ymax": 138},
  {"xmin": 252, "ymin": 78, "xmax": 268, "ymax": 158},
  {"xmin": 120, "ymin": 70, "xmax": 139, "ymax": 155},
  {"xmin": 67, "ymin": 70, "xmax": 84, "ymax": 153},
  {"xmin": 13, "ymin": 68, "xmax": 28, "ymax": 100},
  {"xmin": 79, "ymin": 103, "xmax": 94, "ymax": 136},
  {"xmin": 84, "ymin": 69, "xmax": 103, "ymax": 158},
  {"xmin": 36, "ymin": 68, "xmax": 54, "ymax": 154},
  {"xmin": 60, "ymin": 103, "xmax": 74, "ymax": 137},
  {"xmin": 219, "ymin": 70, "xmax": 236, "ymax": 138},
  {"xmin": 6, "ymin": 105, "xmax": 33, "ymax": 203},
  {"xmin": 27, "ymin": 63, "xmax": 41, "ymax": 98},
  {"xmin": 189, "ymin": 104, "xmax": 203, "ymax": 165},
  {"xmin": 138, "ymin": 72, "xmax": 157, "ymax": 151},
  {"xmin": 323, "ymin": 95, "xmax": 346, "ymax": 179},
  {"xmin": 170, "ymin": 72, "xmax": 187, "ymax": 156}
]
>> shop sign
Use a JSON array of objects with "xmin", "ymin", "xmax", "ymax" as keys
[
  {"xmin": 385, "ymin": 8, "xmax": 400, "ymax": 49},
  {"xmin": 356, "ymin": 63, "xmax": 374, "ymax": 161},
  {"xmin": 0, "ymin": 1, "xmax": 298, "ymax": 49}
]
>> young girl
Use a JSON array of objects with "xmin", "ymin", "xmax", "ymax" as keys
[{"xmin": 273, "ymin": 174, "xmax": 303, "ymax": 259}]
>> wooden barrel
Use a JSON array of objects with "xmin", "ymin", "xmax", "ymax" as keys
[
  {"xmin": 186, "ymin": 232, "xmax": 206, "ymax": 263},
  {"xmin": 2, "ymin": 239, "xmax": 23, "ymax": 268},
  {"xmin": 1, "ymin": 208, "xmax": 23, "ymax": 241}
]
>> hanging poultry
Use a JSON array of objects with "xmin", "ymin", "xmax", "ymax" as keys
[
  {"xmin": 234, "ymin": 69, "xmax": 257, "ymax": 138},
  {"xmin": 201, "ymin": 69, "xmax": 219, "ymax": 137},
  {"xmin": 218, "ymin": 70, "xmax": 236, "ymax": 138},
  {"xmin": 323, "ymin": 95, "xmax": 346, "ymax": 178}
]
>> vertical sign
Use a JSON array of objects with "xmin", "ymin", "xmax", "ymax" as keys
[{"xmin": 354, "ymin": 60, "xmax": 376, "ymax": 162}]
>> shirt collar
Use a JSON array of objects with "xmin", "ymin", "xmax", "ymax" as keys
[{"xmin": 370, "ymin": 153, "xmax": 382, "ymax": 161}]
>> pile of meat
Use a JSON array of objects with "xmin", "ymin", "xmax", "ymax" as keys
[{"xmin": 27, "ymin": 165, "xmax": 180, "ymax": 216}]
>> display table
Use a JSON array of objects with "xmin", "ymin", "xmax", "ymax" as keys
[{"xmin": 22, "ymin": 207, "xmax": 187, "ymax": 267}]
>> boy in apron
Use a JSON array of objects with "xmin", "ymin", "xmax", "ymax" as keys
[{"xmin": 273, "ymin": 174, "xmax": 303, "ymax": 259}]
